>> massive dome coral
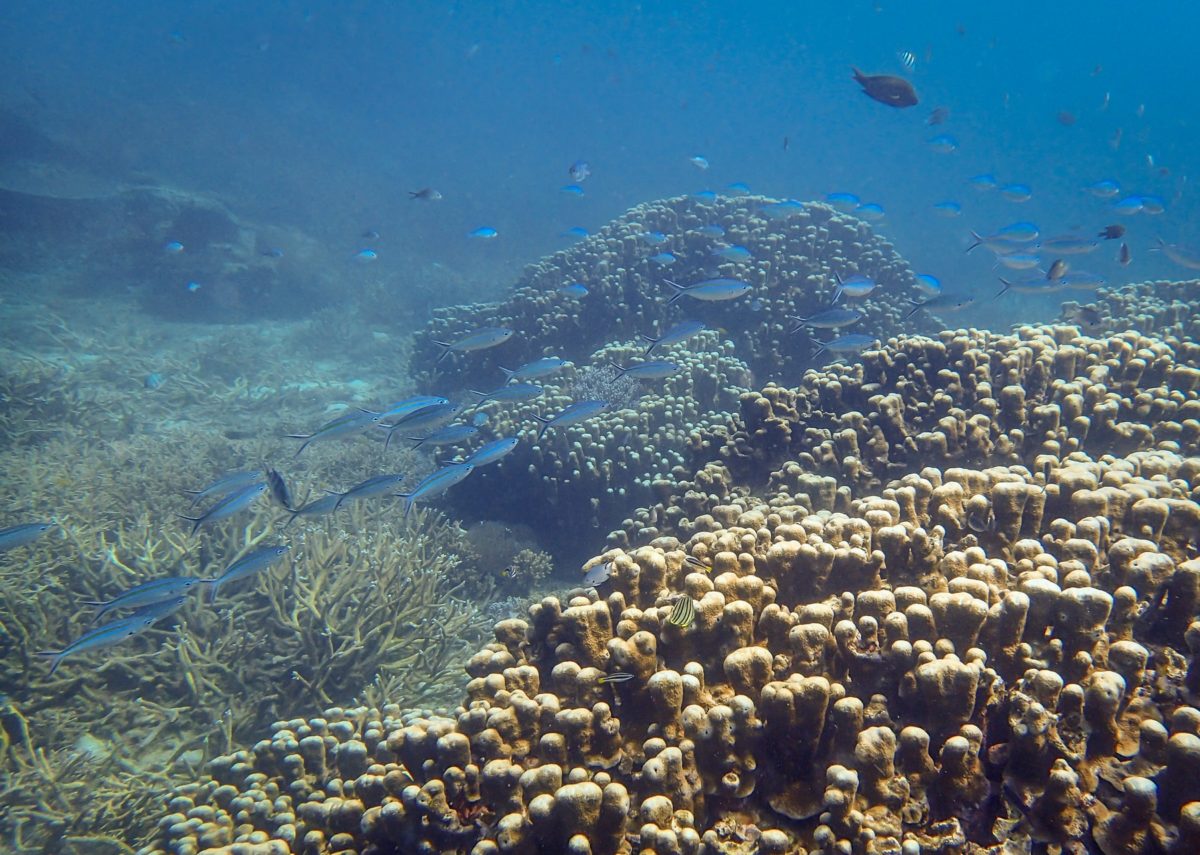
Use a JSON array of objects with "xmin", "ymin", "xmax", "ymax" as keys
[
  {"xmin": 144, "ymin": 325, "xmax": 1200, "ymax": 855},
  {"xmin": 410, "ymin": 194, "xmax": 920, "ymax": 390}
]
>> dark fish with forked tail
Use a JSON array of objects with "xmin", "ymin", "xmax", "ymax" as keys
[
  {"xmin": 265, "ymin": 469, "xmax": 293, "ymax": 510},
  {"xmin": 852, "ymin": 67, "xmax": 918, "ymax": 107}
]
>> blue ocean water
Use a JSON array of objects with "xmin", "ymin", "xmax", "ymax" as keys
[{"xmin": 2, "ymin": 1, "xmax": 1196, "ymax": 318}]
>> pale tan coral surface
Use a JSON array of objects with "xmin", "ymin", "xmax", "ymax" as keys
[{"xmin": 141, "ymin": 326, "xmax": 1200, "ymax": 855}]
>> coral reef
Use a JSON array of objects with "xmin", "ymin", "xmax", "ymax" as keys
[
  {"xmin": 1061, "ymin": 278, "xmax": 1200, "ymax": 346},
  {"xmin": 140, "ymin": 324, "xmax": 1200, "ymax": 854},
  {"xmin": 613, "ymin": 324, "xmax": 1200, "ymax": 548},
  {"xmin": 446, "ymin": 332, "xmax": 752, "ymax": 546},
  {"xmin": 410, "ymin": 194, "xmax": 920, "ymax": 389},
  {"xmin": 0, "ymin": 305, "xmax": 497, "ymax": 850}
]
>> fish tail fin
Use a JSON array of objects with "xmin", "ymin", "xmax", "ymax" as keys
[
  {"xmin": 468, "ymin": 389, "xmax": 489, "ymax": 401},
  {"xmin": 284, "ymin": 434, "xmax": 312, "ymax": 456},
  {"xmin": 533, "ymin": 415, "xmax": 551, "ymax": 439},
  {"xmin": 36, "ymin": 651, "xmax": 65, "ymax": 677},
  {"xmin": 498, "ymin": 365, "xmax": 516, "ymax": 379},
  {"xmin": 209, "ymin": 582, "xmax": 221, "ymax": 604},
  {"xmin": 966, "ymin": 231, "xmax": 984, "ymax": 253},
  {"xmin": 383, "ymin": 427, "xmax": 399, "ymax": 452},
  {"xmin": 408, "ymin": 190, "xmax": 420, "ymax": 198},
  {"xmin": 851, "ymin": 66, "xmax": 864, "ymax": 82},
  {"xmin": 832, "ymin": 286, "xmax": 844, "ymax": 304},
  {"xmin": 434, "ymin": 341, "xmax": 451, "ymax": 363},
  {"xmin": 903, "ymin": 302, "xmax": 923, "ymax": 321},
  {"xmin": 175, "ymin": 513, "xmax": 202, "ymax": 535},
  {"xmin": 994, "ymin": 278, "xmax": 1013, "ymax": 300},
  {"xmin": 607, "ymin": 360, "xmax": 626, "ymax": 375},
  {"xmin": 1151, "ymin": 237, "xmax": 1165, "ymax": 251}
]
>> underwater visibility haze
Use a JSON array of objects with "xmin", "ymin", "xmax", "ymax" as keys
[{"xmin": 2, "ymin": 2, "xmax": 1200, "ymax": 852}]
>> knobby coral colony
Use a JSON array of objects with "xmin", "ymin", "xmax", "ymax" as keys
[
  {"xmin": 412, "ymin": 194, "xmax": 916, "ymax": 391},
  {"xmin": 145, "ymin": 323, "xmax": 1200, "ymax": 855}
]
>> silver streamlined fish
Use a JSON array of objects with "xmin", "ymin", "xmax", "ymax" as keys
[
  {"xmin": 395, "ymin": 463, "xmax": 476, "ymax": 516},
  {"xmin": 208, "ymin": 545, "xmax": 291, "ymax": 602},
  {"xmin": 178, "ymin": 482, "xmax": 268, "ymax": 535}
]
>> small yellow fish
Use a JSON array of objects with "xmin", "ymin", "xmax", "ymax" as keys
[{"xmin": 598, "ymin": 671, "xmax": 634, "ymax": 684}]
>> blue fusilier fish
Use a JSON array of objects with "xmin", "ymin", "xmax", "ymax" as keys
[
  {"xmin": 825, "ymin": 192, "xmax": 860, "ymax": 212},
  {"xmin": 433, "ymin": 327, "xmax": 515, "ymax": 363},
  {"xmin": 470, "ymin": 383, "xmax": 544, "ymax": 405},
  {"xmin": 533, "ymin": 400, "xmax": 612, "ymax": 439},
  {"xmin": 38, "ymin": 615, "xmax": 158, "ymax": 676},
  {"xmin": 712, "ymin": 245, "xmax": 752, "ymax": 262},
  {"xmin": 500, "ymin": 357, "xmax": 570, "ymax": 382},
  {"xmin": 325, "ymin": 473, "xmax": 406, "ymax": 511},
  {"xmin": 1153, "ymin": 238, "xmax": 1200, "ymax": 271},
  {"xmin": 178, "ymin": 482, "xmax": 268, "ymax": 535},
  {"xmin": 642, "ymin": 320, "xmax": 707, "ymax": 356},
  {"xmin": 762, "ymin": 199, "xmax": 805, "ymax": 219},
  {"xmin": 833, "ymin": 273, "xmax": 877, "ymax": 301},
  {"xmin": 914, "ymin": 274, "xmax": 942, "ymax": 298},
  {"xmin": 368, "ymin": 395, "xmax": 449, "ymax": 421},
  {"xmin": 127, "ymin": 593, "xmax": 190, "ymax": 620},
  {"xmin": 383, "ymin": 402, "xmax": 464, "ymax": 450},
  {"xmin": 789, "ymin": 307, "xmax": 864, "ymax": 333},
  {"xmin": 287, "ymin": 410, "xmax": 384, "ymax": 456},
  {"xmin": 607, "ymin": 360, "xmax": 683, "ymax": 381},
  {"xmin": 462, "ymin": 437, "xmax": 520, "ymax": 467},
  {"xmin": 905, "ymin": 293, "xmax": 977, "ymax": 319},
  {"xmin": 284, "ymin": 493, "xmax": 342, "ymax": 527},
  {"xmin": 995, "ymin": 252, "xmax": 1041, "ymax": 271},
  {"xmin": 409, "ymin": 423, "xmax": 479, "ymax": 449},
  {"xmin": 84, "ymin": 576, "xmax": 207, "ymax": 625},
  {"xmin": 395, "ymin": 463, "xmax": 476, "ymax": 516},
  {"xmin": 663, "ymin": 277, "xmax": 751, "ymax": 305},
  {"xmin": 855, "ymin": 203, "xmax": 886, "ymax": 221},
  {"xmin": 208, "ymin": 545, "xmax": 290, "ymax": 602},
  {"xmin": 0, "ymin": 522, "xmax": 55, "ymax": 552},
  {"xmin": 1000, "ymin": 183, "xmax": 1032, "ymax": 202},
  {"xmin": 812, "ymin": 334, "xmax": 879, "ymax": 358},
  {"xmin": 1041, "ymin": 235, "xmax": 1100, "ymax": 255}
]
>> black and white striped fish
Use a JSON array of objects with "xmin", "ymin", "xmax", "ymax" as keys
[{"xmin": 667, "ymin": 596, "xmax": 696, "ymax": 629}]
